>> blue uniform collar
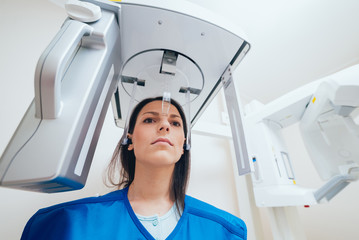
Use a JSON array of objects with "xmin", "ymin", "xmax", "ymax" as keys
[{"xmin": 122, "ymin": 187, "xmax": 188, "ymax": 240}]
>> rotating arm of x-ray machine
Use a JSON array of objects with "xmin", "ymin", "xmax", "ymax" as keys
[
  {"xmin": 0, "ymin": 0, "xmax": 251, "ymax": 193},
  {"xmin": 245, "ymin": 64, "xmax": 359, "ymax": 207}
]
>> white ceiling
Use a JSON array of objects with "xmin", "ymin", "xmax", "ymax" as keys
[{"xmin": 189, "ymin": 0, "xmax": 359, "ymax": 103}]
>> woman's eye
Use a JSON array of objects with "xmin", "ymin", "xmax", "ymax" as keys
[
  {"xmin": 143, "ymin": 118, "xmax": 154, "ymax": 123},
  {"xmin": 172, "ymin": 121, "xmax": 181, "ymax": 127}
]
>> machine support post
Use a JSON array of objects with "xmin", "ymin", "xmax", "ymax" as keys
[
  {"xmin": 267, "ymin": 207, "xmax": 307, "ymax": 240},
  {"xmin": 221, "ymin": 65, "xmax": 252, "ymax": 175}
]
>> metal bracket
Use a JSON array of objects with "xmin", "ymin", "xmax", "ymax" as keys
[
  {"xmin": 160, "ymin": 50, "xmax": 178, "ymax": 75},
  {"xmin": 179, "ymin": 86, "xmax": 201, "ymax": 95},
  {"xmin": 221, "ymin": 65, "xmax": 252, "ymax": 175},
  {"xmin": 221, "ymin": 65, "xmax": 234, "ymax": 88},
  {"xmin": 121, "ymin": 75, "xmax": 146, "ymax": 86}
]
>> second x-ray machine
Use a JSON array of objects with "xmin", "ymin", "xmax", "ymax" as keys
[
  {"xmin": 244, "ymin": 64, "xmax": 359, "ymax": 239},
  {"xmin": 0, "ymin": 0, "xmax": 251, "ymax": 192}
]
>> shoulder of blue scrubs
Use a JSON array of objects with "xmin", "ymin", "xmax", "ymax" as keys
[
  {"xmin": 36, "ymin": 188, "xmax": 125, "ymax": 215},
  {"xmin": 184, "ymin": 195, "xmax": 247, "ymax": 239},
  {"xmin": 20, "ymin": 188, "xmax": 127, "ymax": 240}
]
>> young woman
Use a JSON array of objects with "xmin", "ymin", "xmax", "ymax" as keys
[{"xmin": 21, "ymin": 97, "xmax": 247, "ymax": 240}]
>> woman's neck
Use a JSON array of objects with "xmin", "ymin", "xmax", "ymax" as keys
[{"xmin": 127, "ymin": 162, "xmax": 175, "ymax": 216}]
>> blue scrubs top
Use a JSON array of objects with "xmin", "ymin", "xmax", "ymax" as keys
[{"xmin": 21, "ymin": 187, "xmax": 247, "ymax": 240}]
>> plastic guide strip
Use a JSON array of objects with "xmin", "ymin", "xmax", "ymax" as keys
[
  {"xmin": 185, "ymin": 89, "xmax": 191, "ymax": 150},
  {"xmin": 161, "ymin": 71, "xmax": 173, "ymax": 115},
  {"xmin": 162, "ymin": 92, "xmax": 171, "ymax": 115},
  {"xmin": 122, "ymin": 80, "xmax": 138, "ymax": 145}
]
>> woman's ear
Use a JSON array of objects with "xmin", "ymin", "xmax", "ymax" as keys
[
  {"xmin": 127, "ymin": 134, "xmax": 133, "ymax": 150},
  {"xmin": 128, "ymin": 144, "xmax": 134, "ymax": 151},
  {"xmin": 182, "ymin": 138, "xmax": 186, "ymax": 154}
]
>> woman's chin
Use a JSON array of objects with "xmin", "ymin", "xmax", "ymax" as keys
[{"xmin": 140, "ymin": 152, "xmax": 180, "ymax": 167}]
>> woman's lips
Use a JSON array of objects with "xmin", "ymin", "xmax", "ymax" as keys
[{"xmin": 151, "ymin": 138, "xmax": 173, "ymax": 146}]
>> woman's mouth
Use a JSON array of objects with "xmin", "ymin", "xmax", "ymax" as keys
[{"xmin": 151, "ymin": 138, "xmax": 173, "ymax": 146}]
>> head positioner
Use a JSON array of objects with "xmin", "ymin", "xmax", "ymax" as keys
[{"xmin": 121, "ymin": 49, "xmax": 192, "ymax": 149}]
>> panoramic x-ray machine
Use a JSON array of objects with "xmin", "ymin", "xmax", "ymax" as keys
[
  {"xmin": 0, "ymin": 0, "xmax": 251, "ymax": 192},
  {"xmin": 244, "ymin": 64, "xmax": 359, "ymax": 239}
]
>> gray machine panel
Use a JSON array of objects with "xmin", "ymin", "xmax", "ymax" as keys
[{"xmin": 112, "ymin": 2, "xmax": 249, "ymax": 127}]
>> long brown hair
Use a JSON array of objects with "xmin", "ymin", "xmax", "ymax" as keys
[{"xmin": 106, "ymin": 96, "xmax": 191, "ymax": 214}]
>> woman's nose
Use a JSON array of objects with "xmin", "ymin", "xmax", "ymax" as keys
[{"xmin": 158, "ymin": 120, "xmax": 170, "ymax": 132}]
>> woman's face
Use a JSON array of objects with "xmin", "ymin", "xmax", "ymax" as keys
[{"xmin": 128, "ymin": 100, "xmax": 186, "ymax": 168}]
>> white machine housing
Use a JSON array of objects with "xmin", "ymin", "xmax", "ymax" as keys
[{"xmin": 245, "ymin": 64, "xmax": 359, "ymax": 207}]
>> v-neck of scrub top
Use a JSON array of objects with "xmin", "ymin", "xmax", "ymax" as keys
[
  {"xmin": 123, "ymin": 187, "xmax": 187, "ymax": 240},
  {"xmin": 135, "ymin": 203, "xmax": 179, "ymax": 240}
]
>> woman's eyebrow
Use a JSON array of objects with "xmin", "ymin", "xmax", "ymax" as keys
[
  {"xmin": 141, "ymin": 111, "xmax": 181, "ymax": 119},
  {"xmin": 141, "ymin": 111, "xmax": 159, "ymax": 116},
  {"xmin": 169, "ymin": 114, "xmax": 182, "ymax": 119}
]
